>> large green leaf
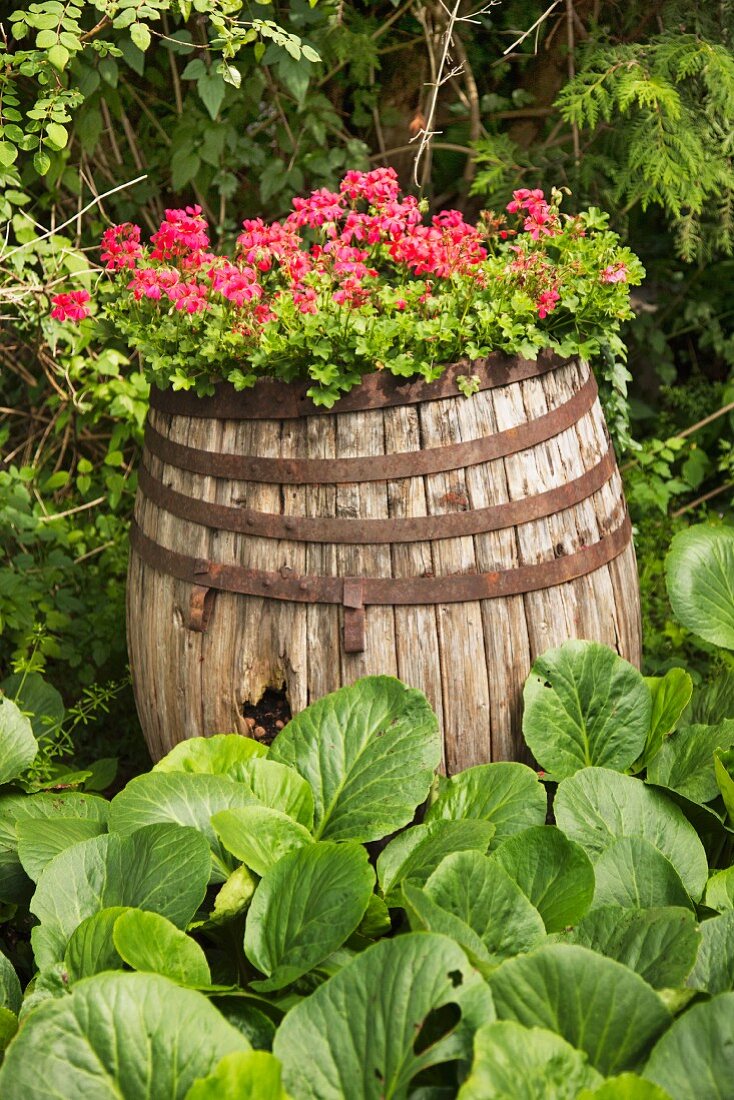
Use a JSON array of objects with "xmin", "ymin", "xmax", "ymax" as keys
[
  {"xmin": 0, "ymin": 972, "xmax": 250, "ymax": 1099},
  {"xmin": 0, "ymin": 673, "xmax": 64, "ymax": 745},
  {"xmin": 521, "ymin": 641, "xmax": 651, "ymax": 779},
  {"xmin": 0, "ymin": 953, "xmax": 21, "ymax": 1015},
  {"xmin": 245, "ymin": 840, "xmax": 375, "ymax": 991},
  {"xmin": 424, "ymin": 762, "xmax": 547, "ymax": 848},
  {"xmin": 237, "ymin": 758, "xmax": 314, "ymax": 829},
  {"xmin": 377, "ymin": 820, "xmax": 495, "ymax": 907},
  {"xmin": 153, "ymin": 734, "xmax": 267, "ymax": 779},
  {"xmin": 688, "ymin": 669, "xmax": 734, "ymax": 725},
  {"xmin": 492, "ymin": 826, "xmax": 595, "ymax": 932},
  {"xmin": 109, "ymin": 772, "xmax": 257, "ymax": 880},
  {"xmin": 591, "ymin": 837, "xmax": 693, "ymax": 910},
  {"xmin": 30, "ymin": 824, "xmax": 211, "ymax": 967},
  {"xmin": 268, "ymin": 677, "xmax": 441, "ymax": 842},
  {"xmin": 704, "ymin": 866, "xmax": 734, "ymax": 911},
  {"xmin": 581, "ymin": 1078, "xmax": 672, "ymax": 1099},
  {"xmin": 687, "ymin": 910, "xmax": 734, "ymax": 994},
  {"xmin": 638, "ymin": 670, "xmax": 693, "ymax": 770},
  {"xmin": 273, "ymin": 933, "xmax": 494, "ymax": 1099},
  {"xmin": 212, "ymin": 806, "xmax": 313, "ymax": 877},
  {"xmin": 402, "ymin": 883, "xmax": 498, "ymax": 973},
  {"xmin": 113, "ymin": 909, "xmax": 211, "ymax": 987},
  {"xmin": 64, "ymin": 907, "xmax": 128, "ymax": 981},
  {"xmin": 16, "ymin": 817, "xmax": 107, "ymax": 881},
  {"xmin": 665, "ymin": 525, "xmax": 734, "ymax": 650},
  {"xmin": 457, "ymin": 1020, "xmax": 602, "ymax": 1099},
  {"xmin": 488, "ymin": 944, "xmax": 670, "ymax": 1076},
  {"xmin": 0, "ymin": 696, "xmax": 37, "ymax": 784},
  {"xmin": 568, "ymin": 906, "xmax": 699, "ymax": 988},
  {"xmin": 643, "ymin": 993, "xmax": 734, "ymax": 1099},
  {"xmin": 424, "ymin": 850, "xmax": 546, "ymax": 957},
  {"xmin": 715, "ymin": 748, "xmax": 734, "ymax": 824},
  {"xmin": 186, "ymin": 1051, "xmax": 290, "ymax": 1099},
  {"xmin": 646, "ymin": 721, "xmax": 734, "ymax": 803},
  {"xmin": 554, "ymin": 769, "xmax": 708, "ymax": 901}
]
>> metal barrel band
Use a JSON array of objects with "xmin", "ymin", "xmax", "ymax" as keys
[
  {"xmin": 144, "ymin": 369, "xmax": 598, "ymax": 486},
  {"xmin": 148, "ymin": 349, "xmax": 567, "ymax": 421},
  {"xmin": 130, "ymin": 512, "xmax": 632, "ymax": 652},
  {"xmin": 137, "ymin": 439, "xmax": 617, "ymax": 546}
]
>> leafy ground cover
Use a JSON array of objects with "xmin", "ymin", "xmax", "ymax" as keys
[{"xmin": 0, "ymin": 525, "xmax": 732, "ymax": 1098}]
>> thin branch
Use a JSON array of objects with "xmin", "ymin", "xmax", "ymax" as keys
[
  {"xmin": 502, "ymin": 0, "xmax": 562, "ymax": 55},
  {"xmin": 672, "ymin": 481, "xmax": 734, "ymax": 518}
]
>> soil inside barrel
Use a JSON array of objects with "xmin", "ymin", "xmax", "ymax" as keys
[{"xmin": 243, "ymin": 688, "xmax": 292, "ymax": 745}]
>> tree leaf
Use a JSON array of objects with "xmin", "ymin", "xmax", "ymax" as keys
[
  {"xmin": 554, "ymin": 768, "xmax": 708, "ymax": 901},
  {"xmin": 16, "ymin": 818, "xmax": 107, "ymax": 881},
  {"xmin": 377, "ymin": 820, "xmax": 494, "ymax": 907},
  {"xmin": 643, "ymin": 993, "xmax": 734, "ymax": 1099},
  {"xmin": 186, "ymin": 1051, "xmax": 289, "ymax": 1099},
  {"xmin": 0, "ymin": 972, "xmax": 250, "ymax": 1099},
  {"xmin": 30, "ymin": 824, "xmax": 211, "ymax": 967},
  {"xmin": 665, "ymin": 525, "xmax": 734, "ymax": 650},
  {"xmin": 686, "ymin": 910, "xmax": 734, "ymax": 994},
  {"xmin": 638, "ymin": 669, "xmax": 693, "ymax": 769},
  {"xmin": 488, "ymin": 944, "xmax": 670, "ymax": 1075},
  {"xmin": 457, "ymin": 1020, "xmax": 602, "ymax": 1099},
  {"xmin": 45, "ymin": 121, "xmax": 67, "ymax": 150},
  {"xmin": 424, "ymin": 762, "xmax": 547, "ymax": 848},
  {"xmin": 245, "ymin": 841, "xmax": 374, "ymax": 991},
  {"xmin": 591, "ymin": 837, "xmax": 694, "ymax": 910},
  {"xmin": 109, "ymin": 772, "xmax": 258, "ymax": 880},
  {"xmin": 153, "ymin": 734, "xmax": 266, "ymax": 779},
  {"xmin": 521, "ymin": 641, "xmax": 651, "ymax": 779},
  {"xmin": 568, "ymin": 906, "xmax": 699, "ymax": 988},
  {"xmin": 130, "ymin": 21, "xmax": 151, "ymax": 51},
  {"xmin": 272, "ymin": 933, "xmax": 494, "ymax": 1099},
  {"xmin": 646, "ymin": 721, "xmax": 734, "ymax": 803},
  {"xmin": 113, "ymin": 909, "xmax": 211, "ymax": 987},
  {"xmin": 269, "ymin": 677, "xmax": 441, "ymax": 842},
  {"xmin": 0, "ymin": 696, "xmax": 37, "ymax": 784},
  {"xmin": 197, "ymin": 72, "xmax": 226, "ymax": 119},
  {"xmin": 212, "ymin": 806, "xmax": 313, "ymax": 877},
  {"xmin": 492, "ymin": 825, "xmax": 595, "ymax": 932}
]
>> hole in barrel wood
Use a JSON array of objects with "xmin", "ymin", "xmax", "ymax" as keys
[{"xmin": 242, "ymin": 687, "xmax": 292, "ymax": 746}]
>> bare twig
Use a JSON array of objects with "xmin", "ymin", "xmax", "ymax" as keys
[
  {"xmin": 501, "ymin": 0, "xmax": 562, "ymax": 55},
  {"xmin": 672, "ymin": 481, "xmax": 734, "ymax": 518},
  {"xmin": 565, "ymin": 0, "xmax": 580, "ymax": 165}
]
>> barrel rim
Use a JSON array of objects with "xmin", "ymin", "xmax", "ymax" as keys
[{"xmin": 148, "ymin": 348, "xmax": 571, "ymax": 420}]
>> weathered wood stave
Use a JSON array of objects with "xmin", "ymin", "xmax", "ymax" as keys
[{"xmin": 127, "ymin": 353, "xmax": 641, "ymax": 767}]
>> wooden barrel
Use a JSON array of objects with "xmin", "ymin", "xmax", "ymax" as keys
[{"xmin": 127, "ymin": 351, "xmax": 641, "ymax": 768}]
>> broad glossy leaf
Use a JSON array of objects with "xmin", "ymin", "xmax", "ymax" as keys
[
  {"xmin": 186, "ymin": 1051, "xmax": 289, "ymax": 1099},
  {"xmin": 424, "ymin": 850, "xmax": 546, "ymax": 957},
  {"xmin": 0, "ymin": 1007, "xmax": 18, "ymax": 1054},
  {"xmin": 687, "ymin": 910, "xmax": 734, "ymax": 994},
  {"xmin": 638, "ymin": 670, "xmax": 693, "ymax": 769},
  {"xmin": 424, "ymin": 762, "xmax": 547, "ymax": 848},
  {"xmin": 402, "ymin": 883, "xmax": 497, "ymax": 973},
  {"xmin": 238, "ymin": 758, "xmax": 314, "ymax": 829},
  {"xmin": 0, "ymin": 972, "xmax": 250, "ymax": 1099},
  {"xmin": 377, "ymin": 820, "xmax": 494, "ymax": 906},
  {"xmin": 64, "ymin": 907, "xmax": 128, "ymax": 980},
  {"xmin": 30, "ymin": 824, "xmax": 211, "ymax": 967},
  {"xmin": 715, "ymin": 748, "xmax": 734, "ymax": 823},
  {"xmin": 17, "ymin": 817, "xmax": 107, "ymax": 881},
  {"xmin": 0, "ymin": 953, "xmax": 21, "ymax": 1014},
  {"xmin": 704, "ymin": 866, "xmax": 734, "ymax": 911},
  {"xmin": 209, "ymin": 865, "xmax": 257, "ymax": 923},
  {"xmin": 554, "ymin": 769, "xmax": 708, "ymax": 901},
  {"xmin": 273, "ymin": 933, "xmax": 494, "ymax": 1099},
  {"xmin": 0, "ymin": 673, "xmax": 64, "ymax": 744},
  {"xmin": 646, "ymin": 721, "xmax": 734, "ymax": 803},
  {"xmin": 591, "ymin": 837, "xmax": 693, "ymax": 910},
  {"xmin": 522, "ymin": 641, "xmax": 650, "ymax": 779},
  {"xmin": 153, "ymin": 734, "xmax": 267, "ymax": 779},
  {"xmin": 457, "ymin": 1020, "xmax": 602, "ymax": 1099},
  {"xmin": 488, "ymin": 944, "xmax": 670, "ymax": 1075},
  {"xmin": 113, "ymin": 909, "xmax": 211, "ymax": 987},
  {"xmin": 0, "ymin": 696, "xmax": 37, "ymax": 783},
  {"xmin": 212, "ymin": 806, "xmax": 313, "ymax": 878},
  {"xmin": 688, "ymin": 669, "xmax": 734, "ymax": 725},
  {"xmin": 269, "ymin": 677, "xmax": 441, "ymax": 842},
  {"xmin": 580, "ymin": 1077, "xmax": 672, "ymax": 1099},
  {"xmin": 109, "ymin": 772, "xmax": 257, "ymax": 880},
  {"xmin": 245, "ymin": 841, "xmax": 374, "ymax": 991},
  {"xmin": 665, "ymin": 525, "xmax": 734, "ymax": 650},
  {"xmin": 569, "ymin": 906, "xmax": 699, "ymax": 988},
  {"xmin": 644, "ymin": 993, "xmax": 734, "ymax": 1099},
  {"xmin": 492, "ymin": 825, "xmax": 595, "ymax": 931}
]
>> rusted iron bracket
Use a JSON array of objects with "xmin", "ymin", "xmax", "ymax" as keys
[
  {"xmin": 342, "ymin": 578, "xmax": 366, "ymax": 653},
  {"xmin": 144, "ymin": 372, "xmax": 597, "ymax": 486},
  {"xmin": 149, "ymin": 349, "xmax": 566, "ymax": 421}
]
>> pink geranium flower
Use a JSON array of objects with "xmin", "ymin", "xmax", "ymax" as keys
[{"xmin": 50, "ymin": 290, "xmax": 90, "ymax": 322}]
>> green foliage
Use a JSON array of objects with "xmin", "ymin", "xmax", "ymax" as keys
[{"xmin": 0, "ymin": 666, "xmax": 730, "ymax": 1093}]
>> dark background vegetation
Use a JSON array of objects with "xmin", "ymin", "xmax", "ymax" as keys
[{"xmin": 2, "ymin": 0, "xmax": 733, "ymax": 777}]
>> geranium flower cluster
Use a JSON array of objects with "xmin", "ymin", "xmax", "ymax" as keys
[{"xmin": 48, "ymin": 169, "xmax": 643, "ymax": 403}]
